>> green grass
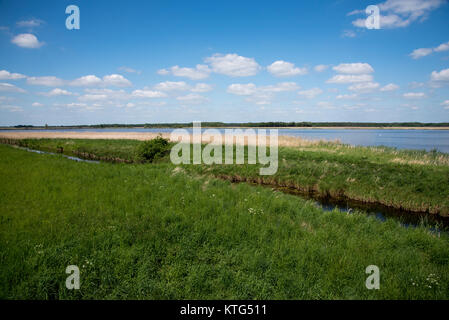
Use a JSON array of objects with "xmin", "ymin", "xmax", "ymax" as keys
[
  {"xmin": 1, "ymin": 144, "xmax": 449, "ymax": 299},
  {"xmin": 3, "ymin": 137, "xmax": 449, "ymax": 216}
]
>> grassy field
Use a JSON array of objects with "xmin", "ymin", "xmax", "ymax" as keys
[
  {"xmin": 3, "ymin": 137, "xmax": 449, "ymax": 216},
  {"xmin": 1, "ymin": 143, "xmax": 449, "ymax": 299}
]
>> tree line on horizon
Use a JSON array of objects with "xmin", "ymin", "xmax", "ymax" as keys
[{"xmin": 7, "ymin": 122, "xmax": 449, "ymax": 129}]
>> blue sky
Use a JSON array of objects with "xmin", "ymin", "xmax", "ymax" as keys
[{"xmin": 1, "ymin": 0, "xmax": 449, "ymax": 125}]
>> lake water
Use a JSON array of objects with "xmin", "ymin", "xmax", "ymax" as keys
[{"xmin": 3, "ymin": 128, "xmax": 449, "ymax": 153}]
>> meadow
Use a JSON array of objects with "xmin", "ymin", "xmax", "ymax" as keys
[
  {"xmin": 3, "ymin": 137, "xmax": 449, "ymax": 216},
  {"xmin": 0, "ymin": 141, "xmax": 449, "ymax": 299}
]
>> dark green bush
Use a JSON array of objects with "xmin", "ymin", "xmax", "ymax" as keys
[{"xmin": 135, "ymin": 137, "xmax": 170, "ymax": 163}]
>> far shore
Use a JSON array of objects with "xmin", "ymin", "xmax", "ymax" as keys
[{"xmin": 1, "ymin": 126, "xmax": 449, "ymax": 131}]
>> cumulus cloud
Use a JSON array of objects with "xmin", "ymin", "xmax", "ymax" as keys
[
  {"xmin": 227, "ymin": 83, "xmax": 257, "ymax": 96},
  {"xmin": 342, "ymin": 30, "xmax": 356, "ymax": 38},
  {"xmin": 326, "ymin": 74, "xmax": 374, "ymax": 84},
  {"xmin": 0, "ymin": 82, "xmax": 26, "ymax": 93},
  {"xmin": 336, "ymin": 94, "xmax": 358, "ymax": 99},
  {"xmin": 267, "ymin": 60, "xmax": 307, "ymax": 77},
  {"xmin": 430, "ymin": 68, "xmax": 449, "ymax": 82},
  {"xmin": 380, "ymin": 83, "xmax": 399, "ymax": 91},
  {"xmin": 0, "ymin": 70, "xmax": 26, "ymax": 80},
  {"xmin": 154, "ymin": 81, "xmax": 190, "ymax": 91},
  {"xmin": 27, "ymin": 76, "xmax": 65, "ymax": 86},
  {"xmin": 0, "ymin": 105, "xmax": 23, "ymax": 112},
  {"xmin": 102, "ymin": 74, "xmax": 132, "ymax": 87},
  {"xmin": 348, "ymin": 82, "xmax": 380, "ymax": 92},
  {"xmin": 403, "ymin": 92, "xmax": 426, "ymax": 98},
  {"xmin": 227, "ymin": 82, "xmax": 298, "ymax": 105},
  {"xmin": 410, "ymin": 48, "xmax": 434, "ymax": 59},
  {"xmin": 410, "ymin": 40, "xmax": 449, "ymax": 59},
  {"xmin": 41, "ymin": 88, "xmax": 74, "ymax": 96},
  {"xmin": 32, "ymin": 102, "xmax": 43, "ymax": 107},
  {"xmin": 298, "ymin": 88, "xmax": 324, "ymax": 99},
  {"xmin": 70, "ymin": 75, "xmax": 102, "ymax": 86},
  {"xmin": 17, "ymin": 19, "xmax": 44, "ymax": 28},
  {"xmin": 350, "ymin": 0, "xmax": 445, "ymax": 29},
  {"xmin": 131, "ymin": 89, "xmax": 167, "ymax": 98},
  {"xmin": 176, "ymin": 93, "xmax": 208, "ymax": 105},
  {"xmin": 11, "ymin": 33, "xmax": 43, "ymax": 48},
  {"xmin": 314, "ymin": 65, "xmax": 329, "ymax": 72},
  {"xmin": 441, "ymin": 100, "xmax": 449, "ymax": 109},
  {"xmin": 333, "ymin": 63, "xmax": 374, "ymax": 74},
  {"xmin": 158, "ymin": 65, "xmax": 211, "ymax": 80},
  {"xmin": 205, "ymin": 53, "xmax": 261, "ymax": 77},
  {"xmin": 118, "ymin": 66, "xmax": 141, "ymax": 74},
  {"xmin": 191, "ymin": 83, "xmax": 213, "ymax": 93}
]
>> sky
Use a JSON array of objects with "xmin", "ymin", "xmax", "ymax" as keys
[{"xmin": 0, "ymin": 0, "xmax": 449, "ymax": 126}]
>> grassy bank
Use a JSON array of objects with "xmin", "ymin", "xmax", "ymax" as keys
[
  {"xmin": 2, "ymin": 137, "xmax": 449, "ymax": 216},
  {"xmin": 0, "ymin": 144, "xmax": 449, "ymax": 299}
]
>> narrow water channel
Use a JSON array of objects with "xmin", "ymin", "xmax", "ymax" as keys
[{"xmin": 15, "ymin": 145, "xmax": 449, "ymax": 233}]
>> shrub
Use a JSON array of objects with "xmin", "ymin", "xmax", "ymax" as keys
[{"xmin": 135, "ymin": 137, "xmax": 170, "ymax": 163}]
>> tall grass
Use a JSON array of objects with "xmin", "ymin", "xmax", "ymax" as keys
[{"xmin": 0, "ymin": 144, "xmax": 449, "ymax": 299}]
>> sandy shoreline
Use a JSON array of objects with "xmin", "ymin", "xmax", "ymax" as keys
[
  {"xmin": 1, "ymin": 126, "xmax": 449, "ymax": 130},
  {"xmin": 0, "ymin": 131, "xmax": 336, "ymax": 148}
]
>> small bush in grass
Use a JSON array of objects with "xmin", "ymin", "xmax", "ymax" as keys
[{"xmin": 135, "ymin": 137, "xmax": 170, "ymax": 163}]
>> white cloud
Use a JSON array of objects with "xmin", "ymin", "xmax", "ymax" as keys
[
  {"xmin": 102, "ymin": 74, "xmax": 132, "ymax": 87},
  {"xmin": 336, "ymin": 94, "xmax": 358, "ymax": 99},
  {"xmin": 342, "ymin": 30, "xmax": 356, "ymax": 38},
  {"xmin": 227, "ymin": 82, "xmax": 298, "ymax": 105},
  {"xmin": 32, "ymin": 102, "xmax": 43, "ymax": 107},
  {"xmin": 410, "ymin": 47, "xmax": 433, "ymax": 59},
  {"xmin": 351, "ymin": 0, "xmax": 445, "ymax": 29},
  {"xmin": 227, "ymin": 83, "xmax": 257, "ymax": 96},
  {"xmin": 205, "ymin": 53, "xmax": 261, "ymax": 77},
  {"xmin": 118, "ymin": 66, "xmax": 141, "ymax": 74},
  {"xmin": 314, "ymin": 65, "xmax": 329, "ymax": 72},
  {"xmin": 380, "ymin": 83, "xmax": 399, "ymax": 91},
  {"xmin": 435, "ymin": 41, "xmax": 449, "ymax": 52},
  {"xmin": 154, "ymin": 81, "xmax": 190, "ymax": 91},
  {"xmin": 317, "ymin": 101, "xmax": 335, "ymax": 109},
  {"xmin": 267, "ymin": 60, "xmax": 307, "ymax": 77},
  {"xmin": 333, "ymin": 63, "xmax": 374, "ymax": 74},
  {"xmin": 176, "ymin": 93, "xmax": 208, "ymax": 105},
  {"xmin": 70, "ymin": 75, "xmax": 102, "ymax": 86},
  {"xmin": 0, "ymin": 105, "xmax": 23, "ymax": 112},
  {"xmin": 298, "ymin": 88, "xmax": 323, "ymax": 99},
  {"xmin": 191, "ymin": 83, "xmax": 213, "ymax": 93},
  {"xmin": 348, "ymin": 82, "xmax": 380, "ymax": 92},
  {"xmin": 42, "ymin": 88, "xmax": 73, "ymax": 96},
  {"xmin": 326, "ymin": 74, "xmax": 373, "ymax": 84},
  {"xmin": 131, "ymin": 89, "xmax": 167, "ymax": 98},
  {"xmin": 158, "ymin": 65, "xmax": 211, "ymax": 80},
  {"xmin": 78, "ymin": 94, "xmax": 108, "ymax": 102},
  {"xmin": 440, "ymin": 100, "xmax": 449, "ymax": 108},
  {"xmin": 0, "ymin": 82, "xmax": 26, "ymax": 93},
  {"xmin": 0, "ymin": 70, "xmax": 26, "ymax": 80},
  {"xmin": 409, "ymin": 40, "xmax": 449, "ymax": 59},
  {"xmin": 11, "ymin": 33, "xmax": 43, "ymax": 48},
  {"xmin": 403, "ymin": 92, "xmax": 426, "ymax": 98},
  {"xmin": 430, "ymin": 68, "xmax": 449, "ymax": 82},
  {"xmin": 263, "ymin": 82, "xmax": 299, "ymax": 92},
  {"xmin": 27, "ymin": 76, "xmax": 65, "ymax": 86},
  {"xmin": 17, "ymin": 19, "xmax": 44, "ymax": 28}
]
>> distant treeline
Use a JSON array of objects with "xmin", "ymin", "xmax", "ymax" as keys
[{"xmin": 6, "ymin": 122, "xmax": 449, "ymax": 129}]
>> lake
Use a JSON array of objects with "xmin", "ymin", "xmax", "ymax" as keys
[{"xmin": 2, "ymin": 128, "xmax": 449, "ymax": 153}]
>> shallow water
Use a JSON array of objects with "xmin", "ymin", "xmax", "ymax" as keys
[{"xmin": 3, "ymin": 128, "xmax": 449, "ymax": 153}]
